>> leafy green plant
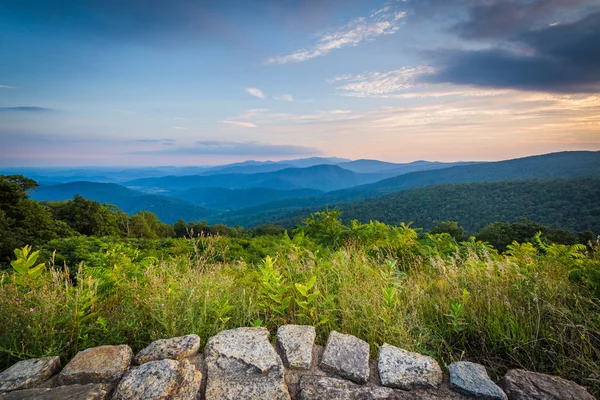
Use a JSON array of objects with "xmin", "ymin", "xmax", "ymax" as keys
[
  {"xmin": 256, "ymin": 256, "xmax": 291, "ymax": 325},
  {"xmin": 295, "ymin": 275, "xmax": 328, "ymax": 327},
  {"xmin": 11, "ymin": 245, "xmax": 45, "ymax": 279}
]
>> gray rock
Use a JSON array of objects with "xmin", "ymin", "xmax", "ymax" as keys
[
  {"xmin": 297, "ymin": 375, "xmax": 406, "ymax": 400},
  {"xmin": 277, "ymin": 325, "xmax": 316, "ymax": 369},
  {"xmin": 0, "ymin": 383, "xmax": 111, "ymax": 399},
  {"xmin": 113, "ymin": 359, "xmax": 201, "ymax": 400},
  {"xmin": 0, "ymin": 357, "xmax": 61, "ymax": 393},
  {"xmin": 297, "ymin": 375, "xmax": 470, "ymax": 400},
  {"xmin": 378, "ymin": 344, "xmax": 443, "ymax": 389},
  {"xmin": 135, "ymin": 334, "xmax": 201, "ymax": 365},
  {"xmin": 500, "ymin": 369, "xmax": 594, "ymax": 400},
  {"xmin": 449, "ymin": 362, "xmax": 507, "ymax": 400},
  {"xmin": 320, "ymin": 331, "xmax": 370, "ymax": 384},
  {"xmin": 204, "ymin": 327, "xmax": 290, "ymax": 400},
  {"xmin": 57, "ymin": 345, "xmax": 133, "ymax": 386}
]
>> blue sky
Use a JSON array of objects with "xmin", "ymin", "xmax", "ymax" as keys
[{"xmin": 1, "ymin": 0, "xmax": 599, "ymax": 166}]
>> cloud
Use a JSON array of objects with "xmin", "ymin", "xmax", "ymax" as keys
[
  {"xmin": 332, "ymin": 66, "xmax": 435, "ymax": 97},
  {"xmin": 173, "ymin": 126, "xmax": 188, "ymax": 130},
  {"xmin": 222, "ymin": 120, "xmax": 258, "ymax": 128},
  {"xmin": 0, "ymin": 85, "xmax": 16, "ymax": 89},
  {"xmin": 274, "ymin": 94, "xmax": 294, "ymax": 102},
  {"xmin": 134, "ymin": 139, "xmax": 176, "ymax": 144},
  {"xmin": 246, "ymin": 88, "xmax": 265, "ymax": 99},
  {"xmin": 424, "ymin": 11, "xmax": 600, "ymax": 93},
  {"xmin": 266, "ymin": 7, "xmax": 406, "ymax": 64},
  {"xmin": 134, "ymin": 140, "xmax": 320, "ymax": 156},
  {"xmin": 0, "ymin": 106, "xmax": 53, "ymax": 112}
]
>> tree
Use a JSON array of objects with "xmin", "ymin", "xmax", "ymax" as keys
[
  {"xmin": 0, "ymin": 175, "xmax": 74, "ymax": 265},
  {"xmin": 430, "ymin": 221, "xmax": 466, "ymax": 242}
]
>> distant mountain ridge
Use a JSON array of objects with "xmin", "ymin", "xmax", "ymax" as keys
[
  {"xmin": 11, "ymin": 151, "xmax": 600, "ymax": 227},
  {"xmin": 30, "ymin": 181, "xmax": 213, "ymax": 224}
]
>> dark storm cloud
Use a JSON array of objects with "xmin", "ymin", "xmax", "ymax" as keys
[
  {"xmin": 134, "ymin": 140, "xmax": 320, "ymax": 156},
  {"xmin": 403, "ymin": 0, "xmax": 596, "ymax": 39},
  {"xmin": 0, "ymin": 107, "xmax": 54, "ymax": 112},
  {"xmin": 423, "ymin": 11, "xmax": 600, "ymax": 92}
]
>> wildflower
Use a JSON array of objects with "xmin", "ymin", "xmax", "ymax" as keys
[
  {"xmin": 66, "ymin": 341, "xmax": 70, "ymax": 346},
  {"xmin": 29, "ymin": 308, "xmax": 35, "ymax": 313},
  {"xmin": 161, "ymin": 303, "xmax": 165, "ymax": 307}
]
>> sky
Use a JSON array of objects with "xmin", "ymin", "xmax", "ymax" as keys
[{"xmin": 1, "ymin": 0, "xmax": 599, "ymax": 166}]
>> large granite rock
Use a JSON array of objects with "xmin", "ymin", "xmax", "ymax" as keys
[
  {"xmin": 204, "ymin": 327, "xmax": 290, "ymax": 400},
  {"xmin": 113, "ymin": 359, "xmax": 201, "ymax": 400},
  {"xmin": 57, "ymin": 345, "xmax": 133, "ymax": 386},
  {"xmin": 500, "ymin": 369, "xmax": 594, "ymax": 400},
  {"xmin": 378, "ymin": 344, "xmax": 443, "ymax": 389},
  {"xmin": 297, "ymin": 375, "xmax": 470, "ymax": 400},
  {"xmin": 277, "ymin": 325, "xmax": 316, "ymax": 370},
  {"xmin": 449, "ymin": 362, "xmax": 507, "ymax": 400},
  {"xmin": 135, "ymin": 334, "xmax": 200, "ymax": 365},
  {"xmin": 0, "ymin": 357, "xmax": 61, "ymax": 393},
  {"xmin": 0, "ymin": 383, "xmax": 111, "ymax": 399},
  {"xmin": 320, "ymin": 331, "xmax": 370, "ymax": 384}
]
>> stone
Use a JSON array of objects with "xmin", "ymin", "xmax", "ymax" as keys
[
  {"xmin": 297, "ymin": 375, "xmax": 470, "ymax": 400},
  {"xmin": 112, "ymin": 359, "xmax": 201, "ymax": 400},
  {"xmin": 204, "ymin": 327, "xmax": 290, "ymax": 400},
  {"xmin": 57, "ymin": 345, "xmax": 133, "ymax": 385},
  {"xmin": 500, "ymin": 369, "xmax": 594, "ymax": 400},
  {"xmin": 320, "ymin": 331, "xmax": 370, "ymax": 384},
  {"xmin": 297, "ymin": 375, "xmax": 406, "ymax": 400},
  {"xmin": 277, "ymin": 325, "xmax": 316, "ymax": 369},
  {"xmin": 378, "ymin": 344, "xmax": 443, "ymax": 389},
  {"xmin": 449, "ymin": 362, "xmax": 507, "ymax": 400},
  {"xmin": 0, "ymin": 357, "xmax": 61, "ymax": 393},
  {"xmin": 0, "ymin": 383, "xmax": 111, "ymax": 399},
  {"xmin": 135, "ymin": 334, "xmax": 201, "ymax": 364}
]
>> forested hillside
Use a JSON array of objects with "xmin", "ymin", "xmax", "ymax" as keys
[
  {"xmin": 206, "ymin": 151, "xmax": 600, "ymax": 224},
  {"xmin": 212, "ymin": 177, "xmax": 600, "ymax": 232}
]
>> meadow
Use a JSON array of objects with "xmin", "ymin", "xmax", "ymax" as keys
[{"xmin": 1, "ymin": 210, "xmax": 599, "ymax": 395}]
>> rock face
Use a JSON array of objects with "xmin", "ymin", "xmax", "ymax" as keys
[
  {"xmin": 113, "ymin": 359, "xmax": 201, "ymax": 400},
  {"xmin": 448, "ymin": 362, "xmax": 507, "ymax": 400},
  {"xmin": 378, "ymin": 344, "xmax": 443, "ymax": 390},
  {"xmin": 0, "ymin": 357, "xmax": 61, "ymax": 393},
  {"xmin": 320, "ymin": 331, "xmax": 370, "ymax": 384},
  {"xmin": 57, "ymin": 345, "xmax": 133, "ymax": 386},
  {"xmin": 500, "ymin": 369, "xmax": 594, "ymax": 400},
  {"xmin": 0, "ymin": 383, "xmax": 112, "ymax": 400},
  {"xmin": 135, "ymin": 334, "xmax": 200, "ymax": 365},
  {"xmin": 277, "ymin": 325, "xmax": 316, "ymax": 370},
  {"xmin": 204, "ymin": 327, "xmax": 291, "ymax": 400}
]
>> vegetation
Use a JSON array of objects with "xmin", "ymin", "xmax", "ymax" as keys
[{"xmin": 1, "ymin": 173, "xmax": 600, "ymax": 395}]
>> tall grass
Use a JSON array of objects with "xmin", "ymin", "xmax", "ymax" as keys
[{"xmin": 1, "ymin": 228, "xmax": 599, "ymax": 394}]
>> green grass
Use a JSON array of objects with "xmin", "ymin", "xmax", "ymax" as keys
[{"xmin": 1, "ymin": 216, "xmax": 599, "ymax": 395}]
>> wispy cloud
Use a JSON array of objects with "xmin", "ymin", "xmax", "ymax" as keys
[
  {"xmin": 0, "ymin": 106, "xmax": 53, "ymax": 112},
  {"xmin": 134, "ymin": 138, "xmax": 176, "ymax": 145},
  {"xmin": 330, "ymin": 67, "xmax": 508, "ymax": 98},
  {"xmin": 274, "ymin": 94, "xmax": 294, "ymax": 102},
  {"xmin": 246, "ymin": 87, "xmax": 265, "ymax": 99},
  {"xmin": 173, "ymin": 126, "xmax": 188, "ymax": 130},
  {"xmin": 222, "ymin": 120, "xmax": 258, "ymax": 128},
  {"xmin": 0, "ymin": 85, "xmax": 16, "ymax": 89},
  {"xmin": 134, "ymin": 140, "xmax": 320, "ymax": 156},
  {"xmin": 332, "ymin": 66, "xmax": 435, "ymax": 97},
  {"xmin": 266, "ymin": 8, "xmax": 406, "ymax": 64}
]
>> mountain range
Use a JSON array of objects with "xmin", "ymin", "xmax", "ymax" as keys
[{"xmin": 18, "ymin": 151, "xmax": 600, "ymax": 230}]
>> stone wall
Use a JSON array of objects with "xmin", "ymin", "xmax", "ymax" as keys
[{"xmin": 0, "ymin": 326, "xmax": 594, "ymax": 400}]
